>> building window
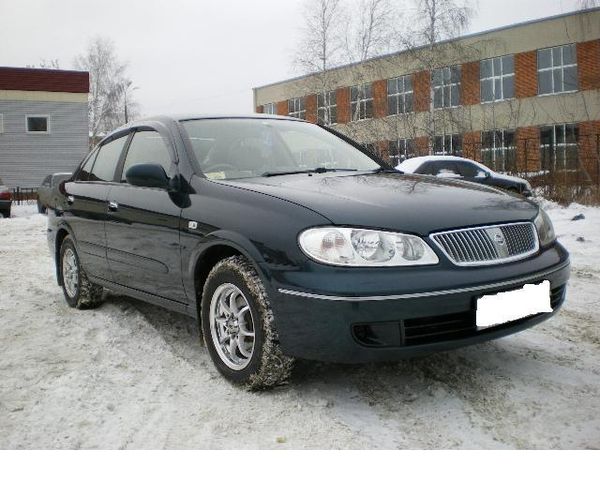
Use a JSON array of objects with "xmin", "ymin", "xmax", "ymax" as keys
[
  {"xmin": 26, "ymin": 115, "xmax": 50, "ymax": 134},
  {"xmin": 480, "ymin": 55, "xmax": 515, "ymax": 102},
  {"xmin": 433, "ymin": 66, "xmax": 461, "ymax": 108},
  {"xmin": 481, "ymin": 130, "xmax": 516, "ymax": 171},
  {"xmin": 540, "ymin": 124, "xmax": 579, "ymax": 170},
  {"xmin": 433, "ymin": 134, "xmax": 462, "ymax": 156},
  {"xmin": 388, "ymin": 139, "xmax": 415, "ymax": 165},
  {"xmin": 288, "ymin": 97, "xmax": 306, "ymax": 119},
  {"xmin": 262, "ymin": 103, "xmax": 276, "ymax": 115},
  {"xmin": 350, "ymin": 84, "xmax": 373, "ymax": 121},
  {"xmin": 317, "ymin": 91, "xmax": 337, "ymax": 125},
  {"xmin": 387, "ymin": 75, "xmax": 413, "ymax": 115},
  {"xmin": 538, "ymin": 44, "xmax": 578, "ymax": 95}
]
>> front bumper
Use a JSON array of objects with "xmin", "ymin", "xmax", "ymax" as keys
[
  {"xmin": 268, "ymin": 243, "xmax": 570, "ymax": 363},
  {"xmin": 0, "ymin": 199, "xmax": 12, "ymax": 213}
]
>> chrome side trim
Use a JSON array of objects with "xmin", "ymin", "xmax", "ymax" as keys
[{"xmin": 277, "ymin": 261, "xmax": 569, "ymax": 302}]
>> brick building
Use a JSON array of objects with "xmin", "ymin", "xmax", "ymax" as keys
[
  {"xmin": 0, "ymin": 67, "xmax": 89, "ymax": 187},
  {"xmin": 253, "ymin": 8, "xmax": 600, "ymax": 181}
]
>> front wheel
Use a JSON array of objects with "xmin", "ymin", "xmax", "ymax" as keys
[
  {"xmin": 201, "ymin": 256, "xmax": 294, "ymax": 389},
  {"xmin": 59, "ymin": 236, "xmax": 104, "ymax": 309}
]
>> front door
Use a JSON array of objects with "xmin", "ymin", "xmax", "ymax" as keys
[{"xmin": 104, "ymin": 129, "xmax": 187, "ymax": 304}]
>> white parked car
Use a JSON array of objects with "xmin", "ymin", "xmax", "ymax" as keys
[{"xmin": 396, "ymin": 155, "xmax": 532, "ymax": 196}]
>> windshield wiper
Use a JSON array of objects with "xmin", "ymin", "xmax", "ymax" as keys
[
  {"xmin": 372, "ymin": 166, "xmax": 402, "ymax": 174},
  {"xmin": 261, "ymin": 167, "xmax": 358, "ymax": 177}
]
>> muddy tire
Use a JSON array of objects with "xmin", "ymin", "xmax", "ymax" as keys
[
  {"xmin": 201, "ymin": 256, "xmax": 294, "ymax": 390},
  {"xmin": 59, "ymin": 236, "xmax": 104, "ymax": 309}
]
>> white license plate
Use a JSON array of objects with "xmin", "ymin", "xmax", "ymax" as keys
[{"xmin": 476, "ymin": 280, "xmax": 552, "ymax": 328}]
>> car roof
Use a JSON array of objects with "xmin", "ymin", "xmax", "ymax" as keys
[{"xmin": 397, "ymin": 155, "xmax": 491, "ymax": 173}]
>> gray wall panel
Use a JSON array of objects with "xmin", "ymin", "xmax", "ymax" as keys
[{"xmin": 0, "ymin": 100, "xmax": 89, "ymax": 187}]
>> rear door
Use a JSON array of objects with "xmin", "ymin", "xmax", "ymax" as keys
[
  {"xmin": 104, "ymin": 128, "xmax": 187, "ymax": 303},
  {"xmin": 64, "ymin": 134, "xmax": 129, "ymax": 281}
]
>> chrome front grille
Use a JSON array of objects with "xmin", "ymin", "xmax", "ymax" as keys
[{"xmin": 430, "ymin": 222, "xmax": 539, "ymax": 266}]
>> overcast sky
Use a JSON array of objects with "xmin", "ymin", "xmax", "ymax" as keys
[{"xmin": 0, "ymin": 0, "xmax": 589, "ymax": 116}]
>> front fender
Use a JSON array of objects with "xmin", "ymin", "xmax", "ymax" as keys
[{"xmin": 181, "ymin": 229, "xmax": 275, "ymax": 304}]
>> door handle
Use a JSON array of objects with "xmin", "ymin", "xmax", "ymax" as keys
[
  {"xmin": 67, "ymin": 195, "xmax": 74, "ymax": 205},
  {"xmin": 108, "ymin": 201, "xmax": 119, "ymax": 212}
]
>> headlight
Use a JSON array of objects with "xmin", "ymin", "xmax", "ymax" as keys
[
  {"xmin": 534, "ymin": 208, "xmax": 556, "ymax": 247},
  {"xmin": 298, "ymin": 227, "xmax": 439, "ymax": 267}
]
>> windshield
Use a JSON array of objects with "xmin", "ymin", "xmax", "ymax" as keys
[{"xmin": 181, "ymin": 118, "xmax": 382, "ymax": 180}]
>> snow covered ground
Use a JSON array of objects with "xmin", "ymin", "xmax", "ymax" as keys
[{"xmin": 0, "ymin": 201, "xmax": 599, "ymax": 449}]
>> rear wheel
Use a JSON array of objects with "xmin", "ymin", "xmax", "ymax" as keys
[
  {"xmin": 201, "ymin": 256, "xmax": 294, "ymax": 389},
  {"xmin": 59, "ymin": 236, "xmax": 103, "ymax": 309}
]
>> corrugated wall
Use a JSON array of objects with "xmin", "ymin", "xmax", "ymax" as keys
[{"xmin": 0, "ymin": 100, "xmax": 89, "ymax": 188}]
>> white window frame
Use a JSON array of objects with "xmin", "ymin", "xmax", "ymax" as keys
[
  {"xmin": 262, "ymin": 103, "xmax": 276, "ymax": 115},
  {"xmin": 433, "ymin": 134, "xmax": 462, "ymax": 156},
  {"xmin": 317, "ymin": 90, "xmax": 337, "ymax": 125},
  {"xmin": 480, "ymin": 55, "xmax": 515, "ymax": 103},
  {"xmin": 388, "ymin": 138, "xmax": 415, "ymax": 165},
  {"xmin": 288, "ymin": 97, "xmax": 306, "ymax": 119},
  {"xmin": 432, "ymin": 66, "xmax": 461, "ymax": 109},
  {"xmin": 540, "ymin": 124, "xmax": 579, "ymax": 170},
  {"xmin": 350, "ymin": 84, "xmax": 373, "ymax": 121},
  {"xmin": 537, "ymin": 44, "xmax": 578, "ymax": 96},
  {"xmin": 26, "ymin": 115, "xmax": 50, "ymax": 134},
  {"xmin": 387, "ymin": 75, "xmax": 413, "ymax": 115},
  {"xmin": 481, "ymin": 130, "xmax": 516, "ymax": 171}
]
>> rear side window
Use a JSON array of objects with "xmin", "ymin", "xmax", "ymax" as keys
[
  {"xmin": 121, "ymin": 130, "xmax": 172, "ymax": 183},
  {"xmin": 90, "ymin": 135, "xmax": 128, "ymax": 182},
  {"xmin": 41, "ymin": 175, "xmax": 51, "ymax": 186},
  {"xmin": 416, "ymin": 162, "xmax": 433, "ymax": 174}
]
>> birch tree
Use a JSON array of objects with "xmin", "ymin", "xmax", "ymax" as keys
[{"xmin": 74, "ymin": 37, "xmax": 137, "ymax": 145}]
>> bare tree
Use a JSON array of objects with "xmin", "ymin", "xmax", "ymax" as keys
[
  {"xmin": 344, "ymin": 0, "xmax": 399, "ymax": 63},
  {"xmin": 25, "ymin": 59, "xmax": 61, "ymax": 69},
  {"xmin": 74, "ymin": 37, "xmax": 137, "ymax": 145},
  {"xmin": 293, "ymin": 0, "xmax": 345, "ymax": 125},
  {"xmin": 294, "ymin": 0, "xmax": 345, "ymax": 73},
  {"xmin": 394, "ymin": 0, "xmax": 476, "ymax": 152}
]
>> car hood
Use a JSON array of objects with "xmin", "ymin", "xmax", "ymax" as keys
[{"xmin": 222, "ymin": 172, "xmax": 538, "ymax": 236}]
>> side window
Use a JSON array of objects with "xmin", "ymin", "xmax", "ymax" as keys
[
  {"xmin": 434, "ymin": 161, "xmax": 462, "ymax": 178},
  {"xmin": 74, "ymin": 150, "xmax": 98, "ymax": 181},
  {"xmin": 416, "ymin": 162, "xmax": 433, "ymax": 174},
  {"xmin": 42, "ymin": 175, "xmax": 52, "ymax": 186},
  {"xmin": 121, "ymin": 130, "xmax": 173, "ymax": 183},
  {"xmin": 90, "ymin": 135, "xmax": 128, "ymax": 182},
  {"xmin": 457, "ymin": 161, "xmax": 479, "ymax": 178}
]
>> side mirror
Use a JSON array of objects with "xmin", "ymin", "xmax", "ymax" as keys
[{"xmin": 126, "ymin": 163, "xmax": 170, "ymax": 189}]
